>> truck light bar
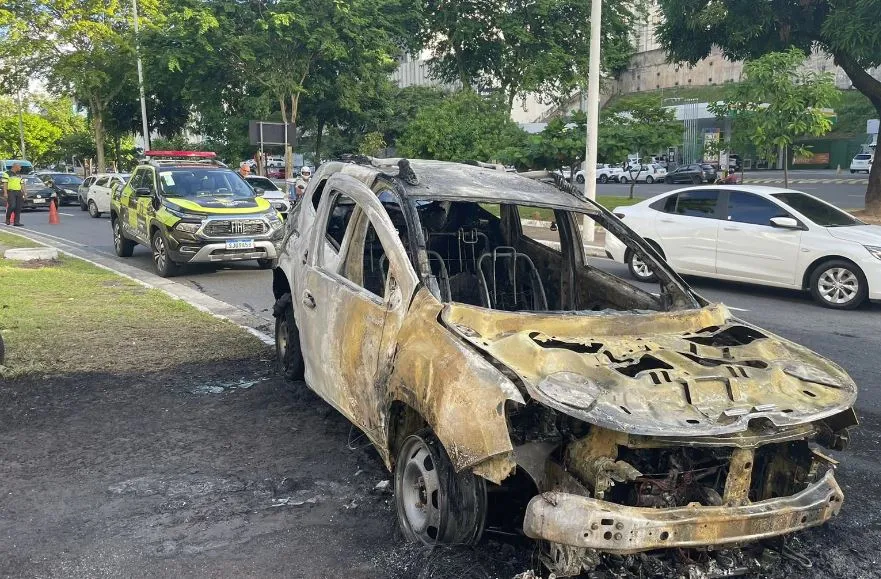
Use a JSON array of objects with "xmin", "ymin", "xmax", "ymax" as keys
[{"xmin": 145, "ymin": 151, "xmax": 217, "ymax": 159}]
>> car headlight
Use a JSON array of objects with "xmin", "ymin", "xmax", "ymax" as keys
[
  {"xmin": 865, "ymin": 245, "xmax": 881, "ymax": 260},
  {"xmin": 175, "ymin": 222, "xmax": 201, "ymax": 234}
]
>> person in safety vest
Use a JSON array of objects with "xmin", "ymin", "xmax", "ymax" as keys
[{"xmin": 2, "ymin": 163, "xmax": 25, "ymax": 226}]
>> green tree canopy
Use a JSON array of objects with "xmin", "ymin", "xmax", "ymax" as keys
[
  {"xmin": 398, "ymin": 90, "xmax": 527, "ymax": 162},
  {"xmin": 708, "ymin": 49, "xmax": 839, "ymax": 188},
  {"xmin": 656, "ymin": 0, "xmax": 881, "ymax": 210}
]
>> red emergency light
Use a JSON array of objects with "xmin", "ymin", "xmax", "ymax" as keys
[{"xmin": 145, "ymin": 150, "xmax": 217, "ymax": 159}]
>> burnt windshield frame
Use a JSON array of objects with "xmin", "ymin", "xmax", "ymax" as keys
[{"xmin": 405, "ymin": 195, "xmax": 702, "ymax": 311}]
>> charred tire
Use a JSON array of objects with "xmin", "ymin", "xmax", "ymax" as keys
[
  {"xmin": 273, "ymin": 293, "xmax": 304, "ymax": 381},
  {"xmin": 809, "ymin": 259, "xmax": 868, "ymax": 310},
  {"xmin": 112, "ymin": 217, "xmax": 135, "ymax": 257},
  {"xmin": 151, "ymin": 230, "xmax": 180, "ymax": 277},
  {"xmin": 627, "ymin": 249, "xmax": 659, "ymax": 283},
  {"xmin": 395, "ymin": 428, "xmax": 486, "ymax": 546},
  {"xmin": 258, "ymin": 258, "xmax": 277, "ymax": 270},
  {"xmin": 88, "ymin": 200, "xmax": 101, "ymax": 218}
]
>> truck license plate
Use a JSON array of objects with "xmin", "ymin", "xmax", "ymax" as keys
[{"xmin": 226, "ymin": 239, "xmax": 254, "ymax": 250}]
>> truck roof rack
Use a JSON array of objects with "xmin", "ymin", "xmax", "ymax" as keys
[{"xmin": 139, "ymin": 151, "xmax": 228, "ymax": 168}]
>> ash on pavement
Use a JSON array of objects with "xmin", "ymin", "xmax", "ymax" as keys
[{"xmin": 1, "ymin": 360, "xmax": 879, "ymax": 578}]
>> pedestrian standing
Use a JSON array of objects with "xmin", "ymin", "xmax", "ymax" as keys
[
  {"xmin": 294, "ymin": 166, "xmax": 311, "ymax": 199},
  {"xmin": 238, "ymin": 162, "xmax": 251, "ymax": 179},
  {"xmin": 2, "ymin": 162, "xmax": 25, "ymax": 227}
]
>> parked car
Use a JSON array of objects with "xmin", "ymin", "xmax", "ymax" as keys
[
  {"xmin": 267, "ymin": 165, "xmax": 286, "ymax": 179},
  {"xmin": 617, "ymin": 163, "xmax": 667, "ymax": 184},
  {"xmin": 664, "ymin": 163, "xmax": 712, "ymax": 184},
  {"xmin": 850, "ymin": 153, "xmax": 873, "ymax": 174},
  {"xmin": 78, "ymin": 175, "xmax": 97, "ymax": 210},
  {"xmin": 271, "ymin": 158, "xmax": 857, "ymax": 577},
  {"xmin": 86, "ymin": 173, "xmax": 130, "ymax": 218},
  {"xmin": 20, "ymin": 174, "xmax": 58, "ymax": 210},
  {"xmin": 244, "ymin": 175, "xmax": 292, "ymax": 216},
  {"xmin": 606, "ymin": 185, "xmax": 881, "ymax": 309},
  {"xmin": 35, "ymin": 172, "xmax": 83, "ymax": 206},
  {"xmin": 575, "ymin": 164, "xmax": 623, "ymax": 184}
]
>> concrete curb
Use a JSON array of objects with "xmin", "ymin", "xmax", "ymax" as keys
[{"xmin": 0, "ymin": 228, "xmax": 274, "ymax": 345}]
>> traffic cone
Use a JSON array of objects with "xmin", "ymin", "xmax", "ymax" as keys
[{"xmin": 49, "ymin": 198, "xmax": 60, "ymax": 224}]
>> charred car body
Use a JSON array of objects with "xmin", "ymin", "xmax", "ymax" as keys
[{"xmin": 271, "ymin": 158, "xmax": 857, "ymax": 577}]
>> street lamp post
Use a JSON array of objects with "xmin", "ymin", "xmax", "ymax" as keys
[
  {"xmin": 581, "ymin": 0, "xmax": 602, "ymax": 243},
  {"xmin": 133, "ymin": 0, "xmax": 150, "ymax": 151}
]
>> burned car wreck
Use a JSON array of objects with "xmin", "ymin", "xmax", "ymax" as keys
[{"xmin": 271, "ymin": 158, "xmax": 858, "ymax": 577}]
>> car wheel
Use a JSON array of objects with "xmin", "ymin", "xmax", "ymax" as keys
[
  {"xmin": 395, "ymin": 428, "xmax": 486, "ymax": 546},
  {"xmin": 645, "ymin": 176, "xmax": 654, "ymax": 184},
  {"xmin": 112, "ymin": 218, "xmax": 135, "ymax": 257},
  {"xmin": 665, "ymin": 176, "xmax": 673, "ymax": 184},
  {"xmin": 598, "ymin": 174, "xmax": 607, "ymax": 184},
  {"xmin": 627, "ymin": 250, "xmax": 659, "ymax": 283},
  {"xmin": 577, "ymin": 174, "xmax": 586, "ymax": 184},
  {"xmin": 809, "ymin": 260, "xmax": 867, "ymax": 310},
  {"xmin": 618, "ymin": 176, "xmax": 628, "ymax": 184},
  {"xmin": 258, "ymin": 258, "xmax": 277, "ymax": 270},
  {"xmin": 692, "ymin": 175, "xmax": 702, "ymax": 184},
  {"xmin": 151, "ymin": 231, "xmax": 180, "ymax": 277},
  {"xmin": 273, "ymin": 293, "xmax": 305, "ymax": 381},
  {"xmin": 88, "ymin": 200, "xmax": 101, "ymax": 218},
  {"xmin": 850, "ymin": 170, "xmax": 855, "ymax": 174}
]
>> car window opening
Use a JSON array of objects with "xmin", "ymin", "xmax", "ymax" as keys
[{"xmin": 411, "ymin": 199, "xmax": 695, "ymax": 314}]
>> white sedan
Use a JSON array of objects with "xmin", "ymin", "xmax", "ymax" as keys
[
  {"xmin": 605, "ymin": 185, "xmax": 881, "ymax": 309},
  {"xmin": 617, "ymin": 164, "xmax": 667, "ymax": 184},
  {"xmin": 86, "ymin": 173, "xmax": 130, "ymax": 218}
]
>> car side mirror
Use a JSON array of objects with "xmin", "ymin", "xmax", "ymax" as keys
[
  {"xmin": 254, "ymin": 187, "xmax": 265, "ymax": 196},
  {"xmin": 135, "ymin": 187, "xmax": 152, "ymax": 197},
  {"xmin": 770, "ymin": 216, "xmax": 801, "ymax": 229}
]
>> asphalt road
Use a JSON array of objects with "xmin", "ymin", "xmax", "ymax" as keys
[
  {"xmin": 584, "ymin": 169, "xmax": 871, "ymax": 210},
  {"xmin": 10, "ymin": 200, "xmax": 880, "ymax": 414}
]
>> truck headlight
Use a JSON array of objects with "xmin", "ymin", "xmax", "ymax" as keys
[
  {"xmin": 175, "ymin": 222, "xmax": 201, "ymax": 234},
  {"xmin": 865, "ymin": 245, "xmax": 881, "ymax": 261}
]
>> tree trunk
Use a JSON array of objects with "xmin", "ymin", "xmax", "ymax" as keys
[
  {"xmin": 783, "ymin": 146, "xmax": 789, "ymax": 189},
  {"xmin": 833, "ymin": 52, "xmax": 881, "ymax": 213},
  {"xmin": 315, "ymin": 118, "xmax": 324, "ymax": 161},
  {"xmin": 91, "ymin": 99, "xmax": 106, "ymax": 173},
  {"xmin": 114, "ymin": 135, "xmax": 122, "ymax": 171}
]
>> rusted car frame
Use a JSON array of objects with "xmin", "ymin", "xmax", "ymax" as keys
[{"xmin": 272, "ymin": 158, "xmax": 857, "ymax": 576}]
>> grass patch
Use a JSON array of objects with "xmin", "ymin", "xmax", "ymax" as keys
[
  {"xmin": 0, "ymin": 255, "xmax": 267, "ymax": 378},
  {"xmin": 0, "ymin": 231, "xmax": 43, "ymax": 249}
]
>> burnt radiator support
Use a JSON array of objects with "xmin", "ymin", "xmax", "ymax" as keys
[{"xmin": 723, "ymin": 448, "xmax": 755, "ymax": 505}]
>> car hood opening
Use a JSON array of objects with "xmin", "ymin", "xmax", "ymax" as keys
[{"xmin": 441, "ymin": 302, "xmax": 856, "ymax": 437}]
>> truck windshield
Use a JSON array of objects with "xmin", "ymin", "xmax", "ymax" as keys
[{"xmin": 159, "ymin": 169, "xmax": 254, "ymax": 199}]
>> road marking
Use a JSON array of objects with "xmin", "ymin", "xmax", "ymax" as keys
[{"xmin": 59, "ymin": 212, "xmax": 75, "ymax": 216}]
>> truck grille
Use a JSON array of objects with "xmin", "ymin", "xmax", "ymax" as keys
[{"xmin": 203, "ymin": 219, "xmax": 268, "ymax": 237}]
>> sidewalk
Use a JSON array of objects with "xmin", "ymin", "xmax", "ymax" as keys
[{"xmin": 521, "ymin": 219, "xmax": 608, "ymax": 258}]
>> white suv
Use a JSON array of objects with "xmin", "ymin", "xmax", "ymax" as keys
[
  {"xmin": 850, "ymin": 153, "xmax": 872, "ymax": 174},
  {"xmin": 606, "ymin": 185, "xmax": 881, "ymax": 309}
]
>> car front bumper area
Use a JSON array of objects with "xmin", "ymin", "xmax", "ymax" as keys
[
  {"xmin": 175, "ymin": 240, "xmax": 280, "ymax": 264},
  {"xmin": 523, "ymin": 470, "xmax": 842, "ymax": 555}
]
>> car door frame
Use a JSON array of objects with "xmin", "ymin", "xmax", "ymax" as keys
[
  {"xmin": 714, "ymin": 189, "xmax": 804, "ymax": 286},
  {"xmin": 297, "ymin": 173, "xmax": 419, "ymax": 437},
  {"xmin": 652, "ymin": 188, "xmax": 725, "ymax": 274}
]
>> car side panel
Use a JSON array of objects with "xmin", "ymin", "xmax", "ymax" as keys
[{"xmin": 384, "ymin": 287, "xmax": 522, "ymax": 483}]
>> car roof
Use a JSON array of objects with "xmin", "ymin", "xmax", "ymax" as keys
[
  {"xmin": 653, "ymin": 184, "xmax": 814, "ymax": 200},
  {"xmin": 322, "ymin": 159, "xmax": 598, "ymax": 212}
]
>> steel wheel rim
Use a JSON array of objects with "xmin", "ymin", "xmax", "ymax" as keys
[
  {"xmin": 276, "ymin": 318, "xmax": 288, "ymax": 361},
  {"xmin": 153, "ymin": 236, "xmax": 167, "ymax": 271},
  {"xmin": 632, "ymin": 255, "xmax": 653, "ymax": 279},
  {"xmin": 400, "ymin": 438, "xmax": 441, "ymax": 541},
  {"xmin": 818, "ymin": 268, "xmax": 859, "ymax": 304}
]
